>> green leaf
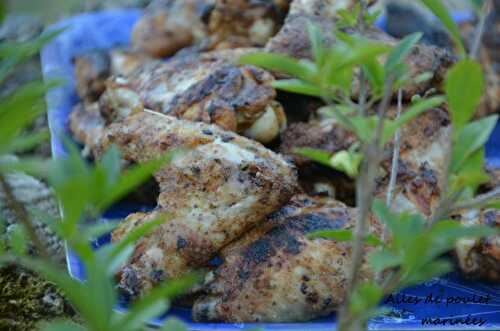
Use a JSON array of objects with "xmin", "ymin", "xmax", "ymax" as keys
[
  {"xmin": 293, "ymin": 148, "xmax": 332, "ymax": 167},
  {"xmin": 272, "ymin": 79, "xmax": 323, "ymax": 97},
  {"xmin": 309, "ymin": 229, "xmax": 353, "ymax": 241},
  {"xmin": 445, "ymin": 59, "xmax": 485, "ymax": 130},
  {"xmin": 103, "ymin": 216, "xmax": 169, "ymax": 268},
  {"xmin": 307, "ymin": 23, "xmax": 326, "ymax": 67},
  {"xmin": 450, "ymin": 115, "xmax": 498, "ymax": 173},
  {"xmin": 7, "ymin": 130, "xmax": 50, "ymax": 154},
  {"xmin": 309, "ymin": 229, "xmax": 381, "ymax": 246},
  {"xmin": 349, "ymin": 283, "xmax": 384, "ymax": 317},
  {"xmin": 368, "ymin": 250, "xmax": 402, "ymax": 272},
  {"xmin": 450, "ymin": 148, "xmax": 489, "ymax": 193},
  {"xmin": 0, "ymin": 29, "xmax": 65, "ymax": 83},
  {"xmin": 239, "ymin": 53, "xmax": 315, "ymax": 82},
  {"xmin": 363, "ymin": 59, "xmax": 385, "ymax": 97},
  {"xmin": 9, "ymin": 224, "xmax": 28, "ymax": 255},
  {"xmin": 332, "ymin": 32, "xmax": 392, "ymax": 71},
  {"xmin": 382, "ymin": 96, "xmax": 446, "ymax": 144},
  {"xmin": 401, "ymin": 259, "xmax": 452, "ymax": 287},
  {"xmin": 385, "ymin": 32, "xmax": 422, "ymax": 73},
  {"xmin": 420, "ymin": 0, "xmax": 466, "ymax": 57},
  {"xmin": 330, "ymin": 150, "xmax": 363, "ymax": 178}
]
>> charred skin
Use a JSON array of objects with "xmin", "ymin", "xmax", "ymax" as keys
[
  {"xmin": 193, "ymin": 194, "xmax": 382, "ymax": 322},
  {"xmin": 104, "ymin": 111, "xmax": 298, "ymax": 298},
  {"xmin": 74, "ymin": 50, "xmax": 111, "ymax": 103}
]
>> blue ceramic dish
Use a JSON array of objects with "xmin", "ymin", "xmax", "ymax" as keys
[{"xmin": 42, "ymin": 9, "xmax": 500, "ymax": 331}]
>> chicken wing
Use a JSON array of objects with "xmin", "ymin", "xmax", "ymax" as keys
[
  {"xmin": 131, "ymin": 0, "xmax": 214, "ymax": 58},
  {"xmin": 100, "ymin": 49, "xmax": 287, "ymax": 143},
  {"xmin": 192, "ymin": 194, "xmax": 382, "ymax": 322},
  {"xmin": 266, "ymin": 0, "xmax": 455, "ymax": 99},
  {"xmin": 103, "ymin": 111, "xmax": 298, "ymax": 297},
  {"xmin": 280, "ymin": 106, "xmax": 450, "ymax": 216}
]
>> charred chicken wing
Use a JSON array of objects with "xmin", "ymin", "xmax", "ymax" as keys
[
  {"xmin": 102, "ymin": 111, "xmax": 298, "ymax": 297},
  {"xmin": 193, "ymin": 194, "xmax": 382, "ymax": 322}
]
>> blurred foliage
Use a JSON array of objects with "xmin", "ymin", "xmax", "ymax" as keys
[{"xmin": 0, "ymin": 7, "xmax": 195, "ymax": 331}]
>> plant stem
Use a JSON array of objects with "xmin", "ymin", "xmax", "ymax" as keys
[
  {"xmin": 338, "ymin": 77, "xmax": 394, "ymax": 331},
  {"xmin": 451, "ymin": 186, "xmax": 500, "ymax": 212},
  {"xmin": 470, "ymin": 0, "xmax": 490, "ymax": 60},
  {"xmin": 385, "ymin": 89, "xmax": 402, "ymax": 208},
  {"xmin": 0, "ymin": 174, "xmax": 49, "ymax": 259}
]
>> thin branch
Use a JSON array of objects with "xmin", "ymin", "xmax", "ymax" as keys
[
  {"xmin": 339, "ymin": 77, "xmax": 394, "ymax": 331},
  {"xmin": 385, "ymin": 89, "xmax": 403, "ymax": 208},
  {"xmin": 451, "ymin": 186, "xmax": 500, "ymax": 212},
  {"xmin": 470, "ymin": 0, "xmax": 491, "ymax": 60},
  {"xmin": 0, "ymin": 174, "xmax": 49, "ymax": 259}
]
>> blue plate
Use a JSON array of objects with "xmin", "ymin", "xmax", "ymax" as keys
[{"xmin": 42, "ymin": 9, "xmax": 500, "ymax": 331}]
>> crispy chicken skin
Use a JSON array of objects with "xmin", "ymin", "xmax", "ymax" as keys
[
  {"xmin": 104, "ymin": 111, "xmax": 298, "ymax": 297},
  {"xmin": 131, "ymin": 0, "xmax": 213, "ymax": 58},
  {"xmin": 266, "ymin": 0, "xmax": 455, "ymax": 99},
  {"xmin": 454, "ymin": 209, "xmax": 500, "ymax": 283},
  {"xmin": 100, "ymin": 49, "xmax": 287, "ymax": 142},
  {"xmin": 193, "ymin": 194, "xmax": 382, "ymax": 322}
]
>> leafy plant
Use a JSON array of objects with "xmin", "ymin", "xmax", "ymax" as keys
[
  {"xmin": 241, "ymin": 2, "xmax": 499, "ymax": 330},
  {"xmin": 0, "ymin": 13, "xmax": 195, "ymax": 331}
]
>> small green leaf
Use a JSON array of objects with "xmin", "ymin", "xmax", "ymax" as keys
[
  {"xmin": 7, "ymin": 130, "xmax": 50, "ymax": 154},
  {"xmin": 420, "ymin": 0, "xmax": 466, "ymax": 57},
  {"xmin": 449, "ymin": 148, "xmax": 489, "ymax": 193},
  {"xmin": 450, "ymin": 115, "xmax": 498, "ymax": 173},
  {"xmin": 272, "ymin": 79, "xmax": 323, "ymax": 97},
  {"xmin": 9, "ymin": 224, "xmax": 28, "ymax": 255},
  {"xmin": 307, "ymin": 23, "xmax": 326, "ymax": 67},
  {"xmin": 445, "ymin": 59, "xmax": 485, "ymax": 129},
  {"xmin": 104, "ymin": 216, "xmax": 169, "ymax": 267},
  {"xmin": 385, "ymin": 32, "xmax": 422, "ymax": 73},
  {"xmin": 293, "ymin": 148, "xmax": 332, "ymax": 168},
  {"xmin": 239, "ymin": 53, "xmax": 315, "ymax": 82},
  {"xmin": 349, "ymin": 283, "xmax": 384, "ymax": 317},
  {"xmin": 309, "ymin": 229, "xmax": 353, "ymax": 241},
  {"xmin": 330, "ymin": 150, "xmax": 363, "ymax": 178},
  {"xmin": 368, "ymin": 250, "xmax": 402, "ymax": 272}
]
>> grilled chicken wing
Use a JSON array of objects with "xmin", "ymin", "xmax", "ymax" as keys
[
  {"xmin": 100, "ymin": 49, "xmax": 287, "ymax": 143},
  {"xmin": 280, "ymin": 107, "xmax": 450, "ymax": 215},
  {"xmin": 193, "ymin": 194, "xmax": 382, "ymax": 322},
  {"xmin": 266, "ymin": 0, "xmax": 455, "ymax": 99},
  {"xmin": 103, "ymin": 111, "xmax": 298, "ymax": 297},
  {"xmin": 131, "ymin": 0, "xmax": 214, "ymax": 58}
]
